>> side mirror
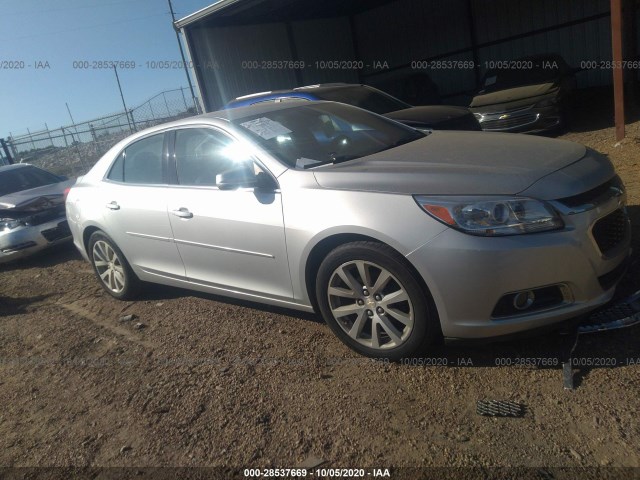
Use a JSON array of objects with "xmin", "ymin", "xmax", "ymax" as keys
[{"xmin": 216, "ymin": 163, "xmax": 257, "ymax": 190}]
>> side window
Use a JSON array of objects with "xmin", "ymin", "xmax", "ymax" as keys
[
  {"xmin": 174, "ymin": 128, "xmax": 249, "ymax": 187},
  {"xmin": 107, "ymin": 133, "xmax": 164, "ymax": 184}
]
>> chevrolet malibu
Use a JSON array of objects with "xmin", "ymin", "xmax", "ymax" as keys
[
  {"xmin": 1, "ymin": 164, "xmax": 74, "ymax": 263},
  {"xmin": 66, "ymin": 101, "xmax": 631, "ymax": 359}
]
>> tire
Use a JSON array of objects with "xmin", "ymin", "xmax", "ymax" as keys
[
  {"xmin": 88, "ymin": 231, "xmax": 140, "ymax": 300},
  {"xmin": 315, "ymin": 241, "xmax": 438, "ymax": 360}
]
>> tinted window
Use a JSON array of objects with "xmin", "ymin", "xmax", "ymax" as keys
[
  {"xmin": 174, "ymin": 128, "xmax": 245, "ymax": 186},
  {"xmin": 107, "ymin": 133, "xmax": 164, "ymax": 184},
  {"xmin": 0, "ymin": 166, "xmax": 61, "ymax": 196},
  {"xmin": 232, "ymin": 102, "xmax": 424, "ymax": 169}
]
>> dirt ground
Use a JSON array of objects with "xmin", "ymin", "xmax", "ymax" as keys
[{"xmin": 1, "ymin": 108, "xmax": 640, "ymax": 479}]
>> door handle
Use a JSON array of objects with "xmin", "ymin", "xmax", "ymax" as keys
[
  {"xmin": 171, "ymin": 208, "xmax": 193, "ymax": 219},
  {"xmin": 106, "ymin": 201, "xmax": 120, "ymax": 210}
]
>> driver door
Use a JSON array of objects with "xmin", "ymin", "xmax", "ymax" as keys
[{"xmin": 165, "ymin": 126, "xmax": 293, "ymax": 300}]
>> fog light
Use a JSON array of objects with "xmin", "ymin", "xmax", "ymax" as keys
[{"xmin": 513, "ymin": 291, "xmax": 535, "ymax": 310}]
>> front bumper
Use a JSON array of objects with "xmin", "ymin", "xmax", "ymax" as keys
[
  {"xmin": 473, "ymin": 104, "xmax": 561, "ymax": 134},
  {"xmin": 0, "ymin": 217, "xmax": 71, "ymax": 264},
  {"xmin": 407, "ymin": 196, "xmax": 631, "ymax": 339}
]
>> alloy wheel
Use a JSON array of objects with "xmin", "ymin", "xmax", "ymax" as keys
[
  {"xmin": 327, "ymin": 260, "xmax": 414, "ymax": 350},
  {"xmin": 92, "ymin": 240, "xmax": 126, "ymax": 293}
]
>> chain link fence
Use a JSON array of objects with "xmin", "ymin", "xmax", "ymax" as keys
[{"xmin": 2, "ymin": 87, "xmax": 199, "ymax": 177}]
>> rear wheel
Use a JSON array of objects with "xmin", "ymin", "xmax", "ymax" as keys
[
  {"xmin": 316, "ymin": 241, "xmax": 437, "ymax": 360},
  {"xmin": 88, "ymin": 231, "xmax": 140, "ymax": 300}
]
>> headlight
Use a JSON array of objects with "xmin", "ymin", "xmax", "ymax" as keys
[
  {"xmin": 535, "ymin": 97, "xmax": 558, "ymax": 108},
  {"xmin": 414, "ymin": 196, "xmax": 563, "ymax": 236},
  {"xmin": 0, "ymin": 218, "xmax": 23, "ymax": 231}
]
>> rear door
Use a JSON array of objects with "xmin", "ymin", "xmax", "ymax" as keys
[
  {"xmin": 165, "ymin": 126, "xmax": 292, "ymax": 299},
  {"xmin": 100, "ymin": 131, "xmax": 186, "ymax": 279}
]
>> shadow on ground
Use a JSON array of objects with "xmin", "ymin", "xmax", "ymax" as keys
[
  {"xmin": 0, "ymin": 242, "xmax": 81, "ymax": 273},
  {"xmin": 0, "ymin": 293, "xmax": 57, "ymax": 316}
]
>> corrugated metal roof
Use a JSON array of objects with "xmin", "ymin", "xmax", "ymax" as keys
[{"xmin": 176, "ymin": 0, "xmax": 399, "ymax": 28}]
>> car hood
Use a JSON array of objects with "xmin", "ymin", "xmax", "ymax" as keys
[
  {"xmin": 383, "ymin": 106, "xmax": 471, "ymax": 126},
  {"xmin": 0, "ymin": 179, "xmax": 74, "ymax": 214},
  {"xmin": 312, "ymin": 131, "xmax": 591, "ymax": 197},
  {"xmin": 470, "ymin": 83, "xmax": 559, "ymax": 111}
]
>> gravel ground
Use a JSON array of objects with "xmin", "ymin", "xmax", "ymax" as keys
[{"xmin": 1, "ymin": 112, "xmax": 639, "ymax": 478}]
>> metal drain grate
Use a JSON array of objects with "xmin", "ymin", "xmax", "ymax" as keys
[{"xmin": 476, "ymin": 400, "xmax": 524, "ymax": 417}]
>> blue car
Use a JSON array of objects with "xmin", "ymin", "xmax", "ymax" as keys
[{"xmin": 225, "ymin": 83, "xmax": 481, "ymax": 131}]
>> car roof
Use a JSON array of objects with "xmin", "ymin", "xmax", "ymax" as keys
[
  {"xmin": 227, "ymin": 83, "xmax": 370, "ymax": 105},
  {"xmin": 208, "ymin": 99, "xmax": 335, "ymax": 122},
  {"xmin": 91, "ymin": 99, "xmax": 338, "ymax": 156},
  {"xmin": 237, "ymin": 83, "xmax": 361, "ymax": 97},
  {"xmin": 0, "ymin": 163, "xmax": 32, "ymax": 173}
]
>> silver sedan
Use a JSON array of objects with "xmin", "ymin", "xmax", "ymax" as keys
[
  {"xmin": 1, "ymin": 164, "xmax": 74, "ymax": 263},
  {"xmin": 66, "ymin": 101, "xmax": 631, "ymax": 359}
]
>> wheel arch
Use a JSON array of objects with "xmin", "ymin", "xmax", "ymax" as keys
[{"xmin": 82, "ymin": 224, "xmax": 103, "ymax": 254}]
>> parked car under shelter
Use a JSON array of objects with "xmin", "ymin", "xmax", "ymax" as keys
[{"xmin": 226, "ymin": 83, "xmax": 481, "ymax": 132}]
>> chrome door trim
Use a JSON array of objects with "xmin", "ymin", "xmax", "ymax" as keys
[
  {"xmin": 173, "ymin": 238, "xmax": 274, "ymax": 258},
  {"xmin": 126, "ymin": 231, "xmax": 173, "ymax": 242}
]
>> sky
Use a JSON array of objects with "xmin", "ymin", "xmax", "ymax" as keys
[{"xmin": 0, "ymin": 0, "xmax": 214, "ymax": 138}]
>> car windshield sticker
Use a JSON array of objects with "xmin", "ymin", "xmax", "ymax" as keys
[
  {"xmin": 240, "ymin": 117, "xmax": 292, "ymax": 140},
  {"xmin": 484, "ymin": 75, "xmax": 497, "ymax": 87}
]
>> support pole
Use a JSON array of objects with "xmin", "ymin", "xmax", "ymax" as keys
[
  {"xmin": 466, "ymin": 0, "xmax": 482, "ymax": 89},
  {"xmin": 45, "ymin": 123, "xmax": 54, "ymax": 147},
  {"xmin": 26, "ymin": 128, "xmax": 36, "ymax": 150},
  {"xmin": 113, "ymin": 66, "xmax": 133, "ymax": 132},
  {"xmin": 0, "ymin": 139, "xmax": 13, "ymax": 164},
  {"xmin": 168, "ymin": 0, "xmax": 199, "ymax": 113},
  {"xmin": 611, "ymin": 0, "xmax": 625, "ymax": 141}
]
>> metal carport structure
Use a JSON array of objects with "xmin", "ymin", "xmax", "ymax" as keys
[{"xmin": 175, "ymin": 0, "xmax": 638, "ymax": 140}]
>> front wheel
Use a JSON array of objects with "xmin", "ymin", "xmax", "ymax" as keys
[
  {"xmin": 88, "ymin": 231, "xmax": 140, "ymax": 300},
  {"xmin": 316, "ymin": 241, "xmax": 438, "ymax": 360}
]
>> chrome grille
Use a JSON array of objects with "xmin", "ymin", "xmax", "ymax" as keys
[{"xmin": 480, "ymin": 113, "xmax": 538, "ymax": 130}]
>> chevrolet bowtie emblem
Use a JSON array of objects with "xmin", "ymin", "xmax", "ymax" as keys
[{"xmin": 499, "ymin": 114, "xmax": 510, "ymax": 120}]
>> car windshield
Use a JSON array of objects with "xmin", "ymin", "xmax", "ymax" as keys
[
  {"xmin": 312, "ymin": 86, "xmax": 410, "ymax": 114},
  {"xmin": 0, "ymin": 166, "xmax": 61, "ymax": 197},
  {"xmin": 481, "ymin": 58, "xmax": 565, "ymax": 93},
  {"xmin": 231, "ymin": 102, "xmax": 425, "ymax": 169}
]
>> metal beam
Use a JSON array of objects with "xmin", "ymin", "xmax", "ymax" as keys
[
  {"xmin": 465, "ymin": 0, "xmax": 481, "ymax": 89},
  {"xmin": 180, "ymin": 27, "xmax": 207, "ymax": 113},
  {"xmin": 175, "ymin": 0, "xmax": 244, "ymax": 29},
  {"xmin": 169, "ymin": 0, "xmax": 200, "ymax": 114},
  {"xmin": 611, "ymin": 0, "xmax": 625, "ymax": 141}
]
